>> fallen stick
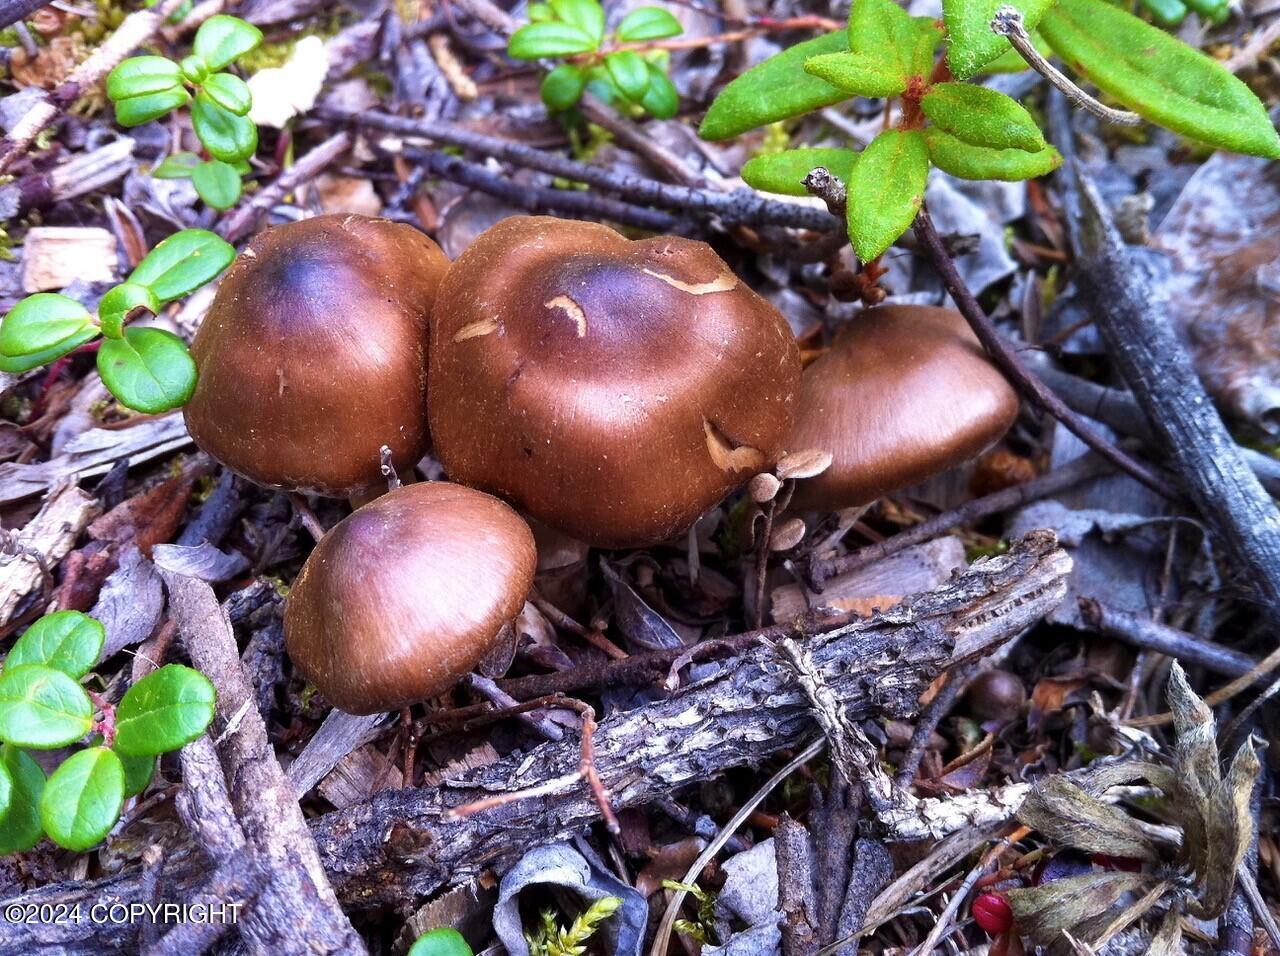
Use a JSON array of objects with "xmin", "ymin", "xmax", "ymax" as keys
[
  {"xmin": 0, "ymin": 533, "xmax": 1069, "ymax": 949},
  {"xmin": 160, "ymin": 569, "xmax": 367, "ymax": 956}
]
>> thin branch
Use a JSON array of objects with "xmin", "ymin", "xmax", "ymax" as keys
[
  {"xmin": 218, "ymin": 132, "xmax": 353, "ymax": 242},
  {"xmin": 990, "ymin": 6, "xmax": 1141, "ymax": 126},
  {"xmin": 913, "ymin": 208, "xmax": 1178, "ymax": 499},
  {"xmin": 1078, "ymin": 598, "xmax": 1257, "ymax": 678}
]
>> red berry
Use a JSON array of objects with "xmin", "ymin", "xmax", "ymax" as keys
[{"xmin": 973, "ymin": 893, "xmax": 1014, "ymax": 935}]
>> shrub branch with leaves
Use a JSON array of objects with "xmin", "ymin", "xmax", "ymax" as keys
[
  {"xmin": 1005, "ymin": 663, "xmax": 1258, "ymax": 954},
  {"xmin": 0, "ymin": 611, "xmax": 215, "ymax": 853},
  {"xmin": 509, "ymin": 0, "xmax": 684, "ymax": 118},
  {"xmin": 0, "ymin": 229, "xmax": 235, "ymax": 413},
  {"xmin": 107, "ymin": 15, "xmax": 264, "ymax": 209},
  {"xmin": 701, "ymin": 0, "xmax": 1280, "ymax": 264}
]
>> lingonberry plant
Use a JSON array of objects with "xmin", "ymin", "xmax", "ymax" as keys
[
  {"xmin": 0, "ymin": 611, "xmax": 215, "ymax": 852},
  {"xmin": 701, "ymin": 0, "xmax": 1280, "ymax": 264},
  {"xmin": 106, "ymin": 15, "xmax": 264, "ymax": 209},
  {"xmin": 407, "ymin": 928, "xmax": 474, "ymax": 956},
  {"xmin": 0, "ymin": 229, "xmax": 235, "ymax": 413},
  {"xmin": 508, "ymin": 0, "xmax": 683, "ymax": 118}
]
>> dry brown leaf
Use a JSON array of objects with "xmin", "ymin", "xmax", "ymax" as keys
[
  {"xmin": 1007, "ymin": 872, "xmax": 1153, "ymax": 955},
  {"xmin": 1017, "ymin": 776, "xmax": 1160, "ymax": 862}
]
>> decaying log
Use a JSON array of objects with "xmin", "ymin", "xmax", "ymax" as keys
[{"xmin": 0, "ymin": 533, "xmax": 1069, "ymax": 951}]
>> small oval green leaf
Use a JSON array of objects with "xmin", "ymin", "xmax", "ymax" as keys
[
  {"xmin": 0, "ymin": 293, "xmax": 93, "ymax": 359},
  {"xmin": 0, "ymin": 327, "xmax": 99, "ymax": 374},
  {"xmin": 508, "ymin": 22, "xmax": 599, "ymax": 59},
  {"xmin": 105, "ymin": 56, "xmax": 182, "ymax": 101},
  {"xmin": 0, "ymin": 759, "xmax": 12, "ymax": 825},
  {"xmin": 0, "ymin": 745, "xmax": 46, "ymax": 853},
  {"xmin": 549, "ymin": 0, "xmax": 604, "ymax": 43},
  {"xmin": 605, "ymin": 50, "xmax": 650, "ymax": 102},
  {"xmin": 944, "ymin": 0, "xmax": 1054, "ymax": 80},
  {"xmin": 191, "ymin": 93, "xmax": 258, "ymax": 163},
  {"xmin": 541, "ymin": 64, "xmax": 587, "ymax": 111},
  {"xmin": 129, "ymin": 228, "xmax": 236, "ymax": 302},
  {"xmin": 193, "ymin": 14, "xmax": 264, "ymax": 71},
  {"xmin": 179, "ymin": 54, "xmax": 209, "ymax": 85},
  {"xmin": 97, "ymin": 327, "xmax": 198, "ymax": 414},
  {"xmin": 152, "ymin": 152, "xmax": 201, "ymax": 179},
  {"xmin": 0, "ymin": 665, "xmax": 93, "ymax": 750},
  {"xmin": 803, "ymin": 52, "xmax": 906, "ymax": 98},
  {"xmin": 5, "ymin": 611, "xmax": 104, "ymax": 679},
  {"xmin": 118, "ymin": 750, "xmax": 157, "ymax": 798},
  {"xmin": 616, "ymin": 7, "xmax": 683, "ymax": 42},
  {"xmin": 528, "ymin": 2, "xmax": 554, "ymax": 20},
  {"xmin": 39, "ymin": 747, "xmax": 124, "ymax": 851},
  {"xmin": 201, "ymin": 72, "xmax": 252, "ymax": 116},
  {"xmin": 113, "ymin": 664, "xmax": 216, "ymax": 756},
  {"xmin": 113, "ymin": 87, "xmax": 191, "ymax": 127},
  {"xmin": 850, "ymin": 0, "xmax": 941, "ymax": 80},
  {"xmin": 639, "ymin": 64, "xmax": 679, "ymax": 119},
  {"xmin": 699, "ymin": 30, "xmax": 848, "ymax": 141},
  {"xmin": 742, "ymin": 147, "xmax": 859, "ymax": 196},
  {"xmin": 408, "ymin": 928, "xmax": 475, "ymax": 956},
  {"xmin": 191, "ymin": 160, "xmax": 243, "ymax": 210},
  {"xmin": 1039, "ymin": 0, "xmax": 1280, "ymax": 159},
  {"xmin": 921, "ymin": 82, "xmax": 1045, "ymax": 152},
  {"xmin": 925, "ymin": 127, "xmax": 1062, "ymax": 181},
  {"xmin": 97, "ymin": 282, "xmax": 160, "ymax": 340},
  {"xmin": 845, "ymin": 128, "xmax": 929, "ymax": 262}
]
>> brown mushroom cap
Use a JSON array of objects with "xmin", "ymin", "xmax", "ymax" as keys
[
  {"xmin": 283, "ymin": 481, "xmax": 536, "ymax": 714},
  {"xmin": 788, "ymin": 305, "xmax": 1019, "ymax": 511},
  {"xmin": 428, "ymin": 216, "xmax": 802, "ymax": 547},
  {"xmin": 184, "ymin": 214, "xmax": 449, "ymax": 497}
]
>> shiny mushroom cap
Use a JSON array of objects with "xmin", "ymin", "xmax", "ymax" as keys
[
  {"xmin": 788, "ymin": 305, "xmax": 1019, "ymax": 511},
  {"xmin": 428, "ymin": 216, "xmax": 802, "ymax": 547},
  {"xmin": 283, "ymin": 481, "xmax": 536, "ymax": 714},
  {"xmin": 184, "ymin": 214, "xmax": 449, "ymax": 498}
]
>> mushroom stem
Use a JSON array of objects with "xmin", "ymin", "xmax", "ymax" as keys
[{"xmin": 752, "ymin": 498, "xmax": 777, "ymax": 630}]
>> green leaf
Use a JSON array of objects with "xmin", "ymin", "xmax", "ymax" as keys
[
  {"xmin": 0, "ymin": 746, "xmax": 45, "ymax": 853},
  {"xmin": 201, "ymin": 71, "xmax": 251, "ymax": 116},
  {"xmin": 925, "ymin": 127, "xmax": 1061, "ymax": 180},
  {"xmin": 192, "ymin": 93, "xmax": 258, "ymax": 163},
  {"xmin": 0, "ymin": 293, "xmax": 93, "ymax": 359},
  {"xmin": 616, "ymin": 7, "xmax": 683, "ymax": 42},
  {"xmin": 0, "ymin": 758, "xmax": 12, "ymax": 825},
  {"xmin": 39, "ymin": 747, "xmax": 124, "ymax": 851},
  {"xmin": 528, "ymin": 2, "xmax": 554, "ymax": 20},
  {"xmin": 921, "ymin": 82, "xmax": 1045, "ymax": 152},
  {"xmin": 508, "ymin": 21, "xmax": 599, "ymax": 59},
  {"xmin": 179, "ymin": 53, "xmax": 209, "ymax": 85},
  {"xmin": 192, "ymin": 160, "xmax": 243, "ymax": 210},
  {"xmin": 976, "ymin": 30, "xmax": 1052, "ymax": 73},
  {"xmin": 5, "ymin": 611, "xmax": 104, "ymax": 680},
  {"xmin": 1137, "ymin": 0, "xmax": 1188, "ymax": 27},
  {"xmin": 550, "ymin": 0, "xmax": 604, "ymax": 43},
  {"xmin": 848, "ymin": 0, "xmax": 941, "ymax": 80},
  {"xmin": 944, "ymin": 0, "xmax": 1055, "ymax": 80},
  {"xmin": 152, "ymin": 152, "xmax": 201, "ymax": 179},
  {"xmin": 97, "ymin": 327, "xmax": 198, "ymax": 414},
  {"xmin": 129, "ymin": 228, "xmax": 236, "ymax": 302},
  {"xmin": 845, "ymin": 128, "xmax": 928, "ymax": 262},
  {"xmin": 741, "ymin": 147, "xmax": 859, "ymax": 196},
  {"xmin": 113, "ymin": 87, "xmax": 191, "ymax": 127},
  {"xmin": 699, "ymin": 30, "xmax": 849, "ymax": 140},
  {"xmin": 408, "ymin": 928, "xmax": 475, "ymax": 956},
  {"xmin": 639, "ymin": 64, "xmax": 679, "ymax": 119},
  {"xmin": 605, "ymin": 50, "xmax": 650, "ymax": 101},
  {"xmin": 1039, "ymin": 0, "xmax": 1280, "ymax": 159},
  {"xmin": 118, "ymin": 751, "xmax": 156, "ymax": 798},
  {"xmin": 1183, "ymin": 0, "xmax": 1228, "ymax": 24},
  {"xmin": 97, "ymin": 282, "xmax": 160, "ymax": 339},
  {"xmin": 113, "ymin": 664, "xmax": 216, "ymax": 756},
  {"xmin": 0, "ymin": 665, "xmax": 93, "ymax": 750},
  {"xmin": 106, "ymin": 56, "xmax": 182, "ymax": 101},
  {"xmin": 193, "ymin": 14, "xmax": 263, "ymax": 71},
  {"xmin": 0, "ymin": 327, "xmax": 100, "ymax": 374},
  {"xmin": 803, "ymin": 52, "xmax": 906, "ymax": 98},
  {"xmin": 541, "ymin": 64, "xmax": 587, "ymax": 111}
]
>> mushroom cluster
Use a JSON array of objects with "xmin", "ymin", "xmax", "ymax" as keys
[{"xmin": 186, "ymin": 215, "xmax": 1019, "ymax": 714}]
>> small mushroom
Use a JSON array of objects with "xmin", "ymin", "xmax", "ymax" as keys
[
  {"xmin": 284, "ymin": 482, "xmax": 536, "ymax": 714},
  {"xmin": 184, "ymin": 214, "xmax": 449, "ymax": 498},
  {"xmin": 788, "ymin": 305, "xmax": 1019, "ymax": 511},
  {"xmin": 428, "ymin": 216, "xmax": 802, "ymax": 547}
]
